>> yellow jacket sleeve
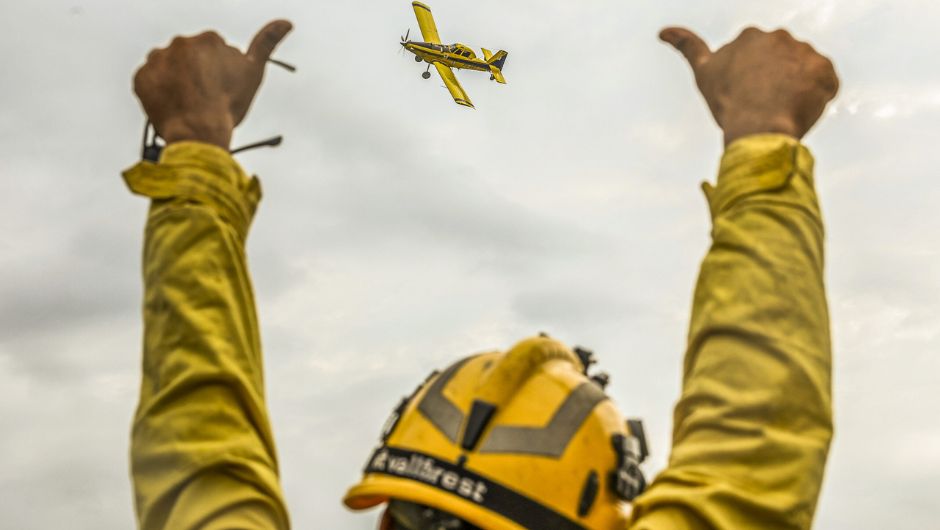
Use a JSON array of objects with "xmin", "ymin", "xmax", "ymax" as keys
[
  {"xmin": 123, "ymin": 142, "xmax": 289, "ymax": 530},
  {"xmin": 628, "ymin": 135, "xmax": 833, "ymax": 530}
]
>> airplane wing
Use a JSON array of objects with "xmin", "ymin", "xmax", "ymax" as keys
[
  {"xmin": 434, "ymin": 63, "xmax": 474, "ymax": 108},
  {"xmin": 412, "ymin": 2, "xmax": 441, "ymax": 44}
]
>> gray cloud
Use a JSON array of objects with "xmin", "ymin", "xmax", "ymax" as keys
[{"xmin": 0, "ymin": 0, "xmax": 938, "ymax": 528}]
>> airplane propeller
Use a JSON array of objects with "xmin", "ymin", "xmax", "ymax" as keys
[{"xmin": 398, "ymin": 28, "xmax": 410, "ymax": 56}]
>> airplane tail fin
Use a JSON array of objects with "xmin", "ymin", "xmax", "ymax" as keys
[{"xmin": 484, "ymin": 50, "xmax": 508, "ymax": 83}]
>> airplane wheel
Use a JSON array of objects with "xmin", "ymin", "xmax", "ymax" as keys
[
  {"xmin": 490, "ymin": 75, "xmax": 495, "ymax": 80},
  {"xmin": 415, "ymin": 56, "xmax": 423, "ymax": 62},
  {"xmin": 422, "ymin": 71, "xmax": 431, "ymax": 79}
]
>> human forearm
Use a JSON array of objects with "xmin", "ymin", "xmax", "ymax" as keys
[
  {"xmin": 630, "ymin": 135, "xmax": 832, "ymax": 529},
  {"xmin": 125, "ymin": 143, "xmax": 288, "ymax": 529},
  {"xmin": 125, "ymin": 20, "xmax": 293, "ymax": 527}
]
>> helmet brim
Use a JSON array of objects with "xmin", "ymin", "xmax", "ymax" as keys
[{"xmin": 344, "ymin": 474, "xmax": 520, "ymax": 530}]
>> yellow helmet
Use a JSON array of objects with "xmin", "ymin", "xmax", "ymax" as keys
[{"xmin": 344, "ymin": 336, "xmax": 648, "ymax": 529}]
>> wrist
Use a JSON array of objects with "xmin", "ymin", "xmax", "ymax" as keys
[
  {"xmin": 159, "ymin": 113, "xmax": 234, "ymax": 150},
  {"xmin": 721, "ymin": 114, "xmax": 800, "ymax": 147}
]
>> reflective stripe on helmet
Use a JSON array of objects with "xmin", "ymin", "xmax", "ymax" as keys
[
  {"xmin": 417, "ymin": 361, "xmax": 608, "ymax": 457},
  {"xmin": 363, "ymin": 445, "xmax": 588, "ymax": 530},
  {"xmin": 417, "ymin": 357, "xmax": 474, "ymax": 443},
  {"xmin": 478, "ymin": 382, "xmax": 608, "ymax": 457}
]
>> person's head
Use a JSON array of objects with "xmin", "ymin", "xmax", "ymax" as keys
[{"xmin": 344, "ymin": 336, "xmax": 647, "ymax": 529}]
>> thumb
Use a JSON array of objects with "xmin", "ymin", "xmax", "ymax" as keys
[
  {"xmin": 247, "ymin": 19, "xmax": 293, "ymax": 62},
  {"xmin": 659, "ymin": 27, "xmax": 711, "ymax": 70}
]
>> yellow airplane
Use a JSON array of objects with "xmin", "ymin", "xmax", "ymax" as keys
[{"xmin": 401, "ymin": 1, "xmax": 508, "ymax": 108}]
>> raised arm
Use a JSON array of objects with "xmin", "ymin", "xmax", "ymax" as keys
[
  {"xmin": 124, "ymin": 21, "xmax": 293, "ymax": 530},
  {"xmin": 628, "ymin": 28, "xmax": 839, "ymax": 529}
]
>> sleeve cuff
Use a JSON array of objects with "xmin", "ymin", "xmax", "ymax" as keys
[
  {"xmin": 122, "ymin": 141, "xmax": 262, "ymax": 238},
  {"xmin": 701, "ymin": 134, "xmax": 815, "ymax": 219},
  {"xmin": 629, "ymin": 506, "xmax": 711, "ymax": 530}
]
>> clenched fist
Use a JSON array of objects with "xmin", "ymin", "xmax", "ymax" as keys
[
  {"xmin": 660, "ymin": 26, "xmax": 839, "ymax": 146},
  {"xmin": 133, "ymin": 20, "xmax": 293, "ymax": 149}
]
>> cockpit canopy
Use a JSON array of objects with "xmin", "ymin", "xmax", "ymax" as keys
[
  {"xmin": 446, "ymin": 43, "xmax": 476, "ymax": 59},
  {"xmin": 419, "ymin": 42, "xmax": 478, "ymax": 59}
]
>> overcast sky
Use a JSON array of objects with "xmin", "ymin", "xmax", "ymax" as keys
[{"xmin": 1, "ymin": 0, "xmax": 938, "ymax": 528}]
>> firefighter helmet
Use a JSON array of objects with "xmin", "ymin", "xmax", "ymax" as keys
[{"xmin": 344, "ymin": 336, "xmax": 647, "ymax": 529}]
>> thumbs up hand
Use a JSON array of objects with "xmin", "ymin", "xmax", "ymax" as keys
[
  {"xmin": 660, "ymin": 26, "xmax": 839, "ymax": 146},
  {"xmin": 133, "ymin": 20, "xmax": 293, "ymax": 149}
]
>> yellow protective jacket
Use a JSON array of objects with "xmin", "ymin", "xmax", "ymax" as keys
[
  {"xmin": 627, "ymin": 135, "xmax": 832, "ymax": 530},
  {"xmin": 124, "ymin": 134, "xmax": 831, "ymax": 530},
  {"xmin": 124, "ymin": 144, "xmax": 288, "ymax": 530}
]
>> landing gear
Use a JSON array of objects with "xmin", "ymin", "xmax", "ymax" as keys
[
  {"xmin": 490, "ymin": 75, "xmax": 495, "ymax": 81},
  {"xmin": 414, "ymin": 55, "xmax": 422, "ymax": 62},
  {"xmin": 422, "ymin": 71, "xmax": 431, "ymax": 79}
]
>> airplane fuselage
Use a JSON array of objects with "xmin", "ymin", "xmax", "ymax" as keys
[{"xmin": 402, "ymin": 41, "xmax": 490, "ymax": 72}]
